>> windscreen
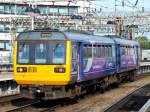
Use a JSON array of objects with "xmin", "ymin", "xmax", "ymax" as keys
[{"xmin": 17, "ymin": 41, "xmax": 66, "ymax": 64}]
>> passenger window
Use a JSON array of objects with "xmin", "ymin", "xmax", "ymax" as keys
[
  {"xmin": 130, "ymin": 47, "xmax": 134, "ymax": 55},
  {"xmin": 84, "ymin": 44, "xmax": 88, "ymax": 58},
  {"xmin": 105, "ymin": 46, "xmax": 108, "ymax": 57},
  {"xmin": 121, "ymin": 46, "xmax": 126, "ymax": 56},
  {"xmin": 101, "ymin": 45, "xmax": 105, "ymax": 57},
  {"xmin": 112, "ymin": 45, "xmax": 115, "ymax": 57},
  {"xmin": 125, "ymin": 46, "xmax": 128, "ymax": 55},
  {"xmin": 97, "ymin": 46, "xmax": 100, "ymax": 57},
  {"xmin": 88, "ymin": 45, "xmax": 92, "ymax": 58},
  {"xmin": 84, "ymin": 44, "xmax": 92, "ymax": 58},
  {"xmin": 127, "ymin": 47, "xmax": 129, "ymax": 55},
  {"xmin": 93, "ymin": 45, "xmax": 97, "ymax": 57},
  {"xmin": 128, "ymin": 47, "xmax": 131, "ymax": 55},
  {"xmin": 108, "ymin": 45, "xmax": 112, "ymax": 57}
]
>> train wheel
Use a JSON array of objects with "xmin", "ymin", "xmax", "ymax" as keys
[
  {"xmin": 69, "ymin": 94, "xmax": 80, "ymax": 104},
  {"xmin": 74, "ymin": 85, "xmax": 81, "ymax": 103},
  {"xmin": 99, "ymin": 81, "xmax": 107, "ymax": 93},
  {"xmin": 129, "ymin": 71, "xmax": 135, "ymax": 82}
]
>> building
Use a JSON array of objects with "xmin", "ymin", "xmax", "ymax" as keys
[{"xmin": 0, "ymin": 2, "xmax": 79, "ymax": 32}]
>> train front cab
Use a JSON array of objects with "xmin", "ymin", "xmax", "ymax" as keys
[{"xmin": 14, "ymin": 31, "xmax": 73, "ymax": 99}]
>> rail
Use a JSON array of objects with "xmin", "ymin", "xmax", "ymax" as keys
[
  {"xmin": 5, "ymin": 100, "xmax": 40, "ymax": 112},
  {"xmin": 0, "ymin": 97, "xmax": 40, "ymax": 112},
  {"xmin": 104, "ymin": 83, "xmax": 150, "ymax": 112}
]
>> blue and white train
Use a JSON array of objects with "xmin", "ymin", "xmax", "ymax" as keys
[{"xmin": 14, "ymin": 30, "xmax": 140, "ymax": 100}]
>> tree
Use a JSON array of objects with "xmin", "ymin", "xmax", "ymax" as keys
[
  {"xmin": 135, "ymin": 36, "xmax": 148, "ymax": 42},
  {"xmin": 135, "ymin": 36, "xmax": 150, "ymax": 50}
]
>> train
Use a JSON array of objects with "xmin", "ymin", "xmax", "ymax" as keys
[
  {"xmin": 13, "ymin": 30, "xmax": 140, "ymax": 100},
  {"xmin": 141, "ymin": 50, "xmax": 150, "ymax": 62}
]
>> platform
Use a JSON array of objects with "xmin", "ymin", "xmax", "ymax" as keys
[
  {"xmin": 140, "ymin": 62, "xmax": 150, "ymax": 66},
  {"xmin": 0, "ymin": 72, "xmax": 13, "ymax": 81}
]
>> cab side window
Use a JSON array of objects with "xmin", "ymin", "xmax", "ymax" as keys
[{"xmin": 72, "ymin": 43, "xmax": 78, "ymax": 60}]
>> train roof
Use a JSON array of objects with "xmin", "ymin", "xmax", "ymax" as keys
[
  {"xmin": 17, "ymin": 30, "xmax": 115, "ymax": 44},
  {"xmin": 17, "ymin": 30, "xmax": 139, "ymax": 46},
  {"xmin": 17, "ymin": 31, "xmax": 67, "ymax": 41},
  {"xmin": 64, "ymin": 32, "xmax": 115, "ymax": 44},
  {"xmin": 113, "ymin": 37, "xmax": 139, "ymax": 46}
]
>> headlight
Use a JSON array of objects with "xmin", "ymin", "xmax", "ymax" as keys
[
  {"xmin": 17, "ymin": 67, "xmax": 27, "ymax": 72},
  {"xmin": 54, "ymin": 67, "xmax": 65, "ymax": 73}
]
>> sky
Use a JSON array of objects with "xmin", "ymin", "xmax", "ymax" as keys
[
  {"xmin": 93, "ymin": 0, "xmax": 150, "ymax": 38},
  {"xmin": 95, "ymin": 0, "xmax": 149, "ymax": 12}
]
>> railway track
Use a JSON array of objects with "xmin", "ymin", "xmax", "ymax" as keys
[
  {"xmin": 0, "ymin": 96, "xmax": 66, "ymax": 112},
  {"xmin": 0, "ymin": 95, "xmax": 21, "ymax": 103},
  {"xmin": 0, "ymin": 74, "xmax": 149, "ymax": 112},
  {"xmin": 0, "ymin": 97, "xmax": 40, "ymax": 112},
  {"xmin": 54, "ymin": 74, "xmax": 150, "ymax": 112},
  {"xmin": 104, "ymin": 83, "xmax": 150, "ymax": 112}
]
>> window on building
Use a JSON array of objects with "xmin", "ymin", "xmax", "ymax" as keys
[
  {"xmin": 10, "ymin": 5, "xmax": 15, "ymax": 14},
  {"xmin": 59, "ymin": 8, "xmax": 68, "ymax": 15},
  {"xmin": 0, "ymin": 25, "xmax": 4, "ymax": 32},
  {"xmin": 69, "ymin": 8, "xmax": 77, "ymax": 15},
  {"xmin": 16, "ymin": 5, "xmax": 25, "ymax": 15},
  {"xmin": 38, "ymin": 6, "xmax": 48, "ymax": 15},
  {"xmin": 4, "ymin": 24, "xmax": 10, "ymax": 32},
  {"xmin": 0, "ymin": 5, "xmax": 4, "ymax": 13},
  {"xmin": 49, "ymin": 7, "xmax": 58, "ymax": 15},
  {"xmin": 4, "ymin": 5, "xmax": 10, "ymax": 13}
]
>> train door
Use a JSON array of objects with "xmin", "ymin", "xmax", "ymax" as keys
[
  {"xmin": 72, "ymin": 42, "xmax": 83, "ymax": 81},
  {"xmin": 72, "ymin": 43, "xmax": 78, "ymax": 80},
  {"xmin": 116, "ymin": 44, "xmax": 121, "ymax": 72},
  {"xmin": 77, "ymin": 42, "xmax": 84, "ymax": 81}
]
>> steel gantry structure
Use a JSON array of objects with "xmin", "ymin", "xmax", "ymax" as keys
[{"xmin": 0, "ymin": 0, "xmax": 149, "ymax": 38}]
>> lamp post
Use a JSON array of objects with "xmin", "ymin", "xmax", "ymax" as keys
[{"xmin": 25, "ymin": 6, "xmax": 40, "ymax": 30}]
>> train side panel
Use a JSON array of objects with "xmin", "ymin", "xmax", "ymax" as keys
[
  {"xmin": 114, "ymin": 38, "xmax": 140, "ymax": 73},
  {"xmin": 71, "ymin": 42, "xmax": 117, "ymax": 81}
]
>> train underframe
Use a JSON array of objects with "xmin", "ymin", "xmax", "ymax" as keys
[{"xmin": 20, "ymin": 70, "xmax": 137, "ymax": 100}]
